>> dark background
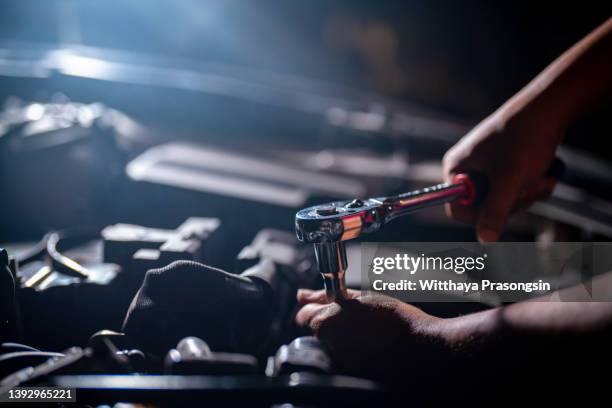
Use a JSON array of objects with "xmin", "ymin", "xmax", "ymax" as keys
[
  {"xmin": 0, "ymin": 1, "xmax": 610, "ymax": 242},
  {"xmin": 1, "ymin": 1, "xmax": 609, "ymax": 118}
]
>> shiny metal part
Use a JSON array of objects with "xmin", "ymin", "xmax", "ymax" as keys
[
  {"xmin": 314, "ymin": 242, "xmax": 348, "ymax": 301},
  {"xmin": 296, "ymin": 173, "xmax": 483, "ymax": 302}
]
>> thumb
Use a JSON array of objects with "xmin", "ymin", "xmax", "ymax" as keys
[{"xmin": 476, "ymin": 174, "xmax": 522, "ymax": 242}]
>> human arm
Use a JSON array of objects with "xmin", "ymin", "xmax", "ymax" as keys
[
  {"xmin": 443, "ymin": 17, "xmax": 612, "ymax": 242},
  {"xmin": 296, "ymin": 273, "xmax": 612, "ymax": 383}
]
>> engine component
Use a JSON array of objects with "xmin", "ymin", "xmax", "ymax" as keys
[
  {"xmin": 165, "ymin": 336, "xmax": 257, "ymax": 375},
  {"xmin": 0, "ymin": 99, "xmax": 140, "ymax": 241},
  {"xmin": 127, "ymin": 142, "xmax": 366, "ymax": 208},
  {"xmin": 16, "ymin": 227, "xmax": 116, "ymax": 290},
  {"xmin": 236, "ymin": 229, "xmax": 318, "ymax": 346},
  {"xmin": 0, "ymin": 249, "xmax": 19, "ymax": 342},
  {"xmin": 236, "ymin": 229, "xmax": 314, "ymax": 285},
  {"xmin": 88, "ymin": 330, "xmax": 146, "ymax": 372},
  {"xmin": 268, "ymin": 336, "xmax": 331, "ymax": 375},
  {"xmin": 88, "ymin": 330, "xmax": 129, "ymax": 351},
  {"xmin": 102, "ymin": 217, "xmax": 221, "ymax": 273}
]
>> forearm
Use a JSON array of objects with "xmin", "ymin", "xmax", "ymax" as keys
[
  {"xmin": 497, "ymin": 17, "xmax": 612, "ymax": 130},
  {"xmin": 431, "ymin": 273, "xmax": 612, "ymax": 360},
  {"xmin": 445, "ymin": 302, "xmax": 612, "ymax": 343}
]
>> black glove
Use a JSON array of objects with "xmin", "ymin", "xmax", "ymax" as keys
[{"xmin": 122, "ymin": 260, "xmax": 281, "ymax": 355}]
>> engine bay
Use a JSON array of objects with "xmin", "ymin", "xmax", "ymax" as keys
[{"xmin": 1, "ymin": 6, "xmax": 612, "ymax": 404}]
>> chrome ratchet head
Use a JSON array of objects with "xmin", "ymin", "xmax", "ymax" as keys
[{"xmin": 294, "ymin": 198, "xmax": 384, "ymax": 244}]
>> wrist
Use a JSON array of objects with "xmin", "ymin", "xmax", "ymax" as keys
[
  {"xmin": 422, "ymin": 308, "xmax": 503, "ymax": 354},
  {"xmin": 495, "ymin": 69, "xmax": 576, "ymax": 141}
]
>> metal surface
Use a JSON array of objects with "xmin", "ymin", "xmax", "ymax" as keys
[
  {"xmin": 314, "ymin": 242, "xmax": 348, "ymax": 301},
  {"xmin": 45, "ymin": 373, "xmax": 381, "ymax": 406},
  {"xmin": 296, "ymin": 173, "xmax": 477, "ymax": 245},
  {"xmin": 271, "ymin": 336, "xmax": 332, "ymax": 375},
  {"xmin": 296, "ymin": 173, "xmax": 480, "ymax": 301}
]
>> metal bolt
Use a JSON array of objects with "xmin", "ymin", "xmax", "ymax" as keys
[{"xmin": 316, "ymin": 206, "xmax": 338, "ymax": 216}]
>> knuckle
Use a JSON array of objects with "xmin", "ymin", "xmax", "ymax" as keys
[
  {"xmin": 308, "ymin": 304, "xmax": 339, "ymax": 331},
  {"xmin": 309, "ymin": 315, "xmax": 325, "ymax": 331},
  {"xmin": 442, "ymin": 148, "xmax": 461, "ymax": 173}
]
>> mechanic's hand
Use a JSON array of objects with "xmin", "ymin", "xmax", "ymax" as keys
[
  {"xmin": 443, "ymin": 103, "xmax": 563, "ymax": 242},
  {"xmin": 295, "ymin": 289, "xmax": 452, "ymax": 382}
]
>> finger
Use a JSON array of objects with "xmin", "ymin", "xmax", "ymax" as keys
[
  {"xmin": 530, "ymin": 176, "xmax": 557, "ymax": 201},
  {"xmin": 344, "ymin": 289, "xmax": 361, "ymax": 299},
  {"xmin": 442, "ymin": 149, "xmax": 478, "ymax": 225},
  {"xmin": 295, "ymin": 303, "xmax": 329, "ymax": 327},
  {"xmin": 476, "ymin": 174, "xmax": 522, "ymax": 242},
  {"xmin": 297, "ymin": 289, "xmax": 327, "ymax": 304},
  {"xmin": 445, "ymin": 201, "xmax": 477, "ymax": 225},
  {"xmin": 514, "ymin": 176, "xmax": 558, "ymax": 212},
  {"xmin": 339, "ymin": 289, "xmax": 362, "ymax": 303},
  {"xmin": 297, "ymin": 288, "xmax": 361, "ymax": 305}
]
